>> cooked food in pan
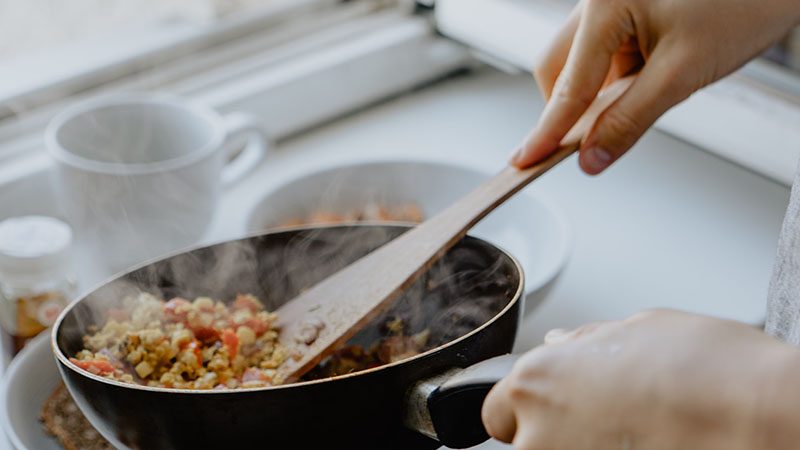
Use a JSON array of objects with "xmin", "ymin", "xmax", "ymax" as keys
[
  {"xmin": 71, "ymin": 293, "xmax": 287, "ymax": 389},
  {"xmin": 70, "ymin": 291, "xmax": 435, "ymax": 389},
  {"xmin": 305, "ymin": 317, "xmax": 430, "ymax": 379},
  {"xmin": 54, "ymin": 225, "xmax": 520, "ymax": 449}
]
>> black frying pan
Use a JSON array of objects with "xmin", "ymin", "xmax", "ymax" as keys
[{"xmin": 52, "ymin": 225, "xmax": 523, "ymax": 449}]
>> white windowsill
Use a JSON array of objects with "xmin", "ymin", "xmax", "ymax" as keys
[{"xmin": 0, "ymin": 0, "xmax": 343, "ymax": 117}]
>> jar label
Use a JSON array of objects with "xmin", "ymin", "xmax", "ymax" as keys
[{"xmin": 37, "ymin": 299, "xmax": 63, "ymax": 326}]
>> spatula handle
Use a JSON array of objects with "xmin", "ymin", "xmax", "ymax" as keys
[
  {"xmin": 275, "ymin": 76, "xmax": 635, "ymax": 382},
  {"xmin": 409, "ymin": 141, "xmax": 579, "ymax": 254},
  {"xmin": 394, "ymin": 75, "xmax": 635, "ymax": 261}
]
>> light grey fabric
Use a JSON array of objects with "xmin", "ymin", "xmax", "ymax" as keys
[{"xmin": 766, "ymin": 164, "xmax": 800, "ymax": 344}]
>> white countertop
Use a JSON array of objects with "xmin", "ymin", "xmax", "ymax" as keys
[
  {"xmin": 2, "ymin": 67, "xmax": 792, "ymax": 449},
  {"xmin": 209, "ymin": 67, "xmax": 789, "ymax": 336}
]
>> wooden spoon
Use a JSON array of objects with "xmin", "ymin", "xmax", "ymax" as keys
[{"xmin": 274, "ymin": 76, "xmax": 635, "ymax": 383}]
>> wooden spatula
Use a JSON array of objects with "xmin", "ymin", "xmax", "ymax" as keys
[{"xmin": 273, "ymin": 76, "xmax": 635, "ymax": 383}]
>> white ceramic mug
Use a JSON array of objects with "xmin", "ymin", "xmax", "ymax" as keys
[{"xmin": 46, "ymin": 93, "xmax": 268, "ymax": 273}]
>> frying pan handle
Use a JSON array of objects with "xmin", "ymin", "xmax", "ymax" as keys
[{"xmin": 405, "ymin": 353, "xmax": 521, "ymax": 449}]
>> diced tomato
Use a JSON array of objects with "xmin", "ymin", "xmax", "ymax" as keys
[
  {"xmin": 164, "ymin": 297, "xmax": 191, "ymax": 322},
  {"xmin": 222, "ymin": 328, "xmax": 239, "ymax": 360},
  {"xmin": 243, "ymin": 318, "xmax": 269, "ymax": 337},
  {"xmin": 232, "ymin": 295, "xmax": 261, "ymax": 313},
  {"xmin": 106, "ymin": 308, "xmax": 129, "ymax": 322},
  {"xmin": 70, "ymin": 358, "xmax": 116, "ymax": 375},
  {"xmin": 241, "ymin": 367, "xmax": 268, "ymax": 383},
  {"xmin": 191, "ymin": 326, "xmax": 219, "ymax": 342},
  {"xmin": 181, "ymin": 339, "xmax": 203, "ymax": 366}
]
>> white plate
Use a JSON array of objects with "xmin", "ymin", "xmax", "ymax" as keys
[
  {"xmin": 1, "ymin": 333, "xmax": 62, "ymax": 450},
  {"xmin": 246, "ymin": 159, "xmax": 571, "ymax": 312}
]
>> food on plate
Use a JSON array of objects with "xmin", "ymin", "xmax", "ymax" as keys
[
  {"xmin": 277, "ymin": 203, "xmax": 424, "ymax": 227},
  {"xmin": 71, "ymin": 292, "xmax": 287, "ymax": 389},
  {"xmin": 40, "ymin": 383, "xmax": 113, "ymax": 450}
]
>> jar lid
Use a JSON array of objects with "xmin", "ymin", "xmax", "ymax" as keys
[{"xmin": 0, "ymin": 216, "xmax": 73, "ymax": 277}]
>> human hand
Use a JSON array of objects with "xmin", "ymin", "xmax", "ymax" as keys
[
  {"xmin": 512, "ymin": 0, "xmax": 800, "ymax": 174},
  {"xmin": 482, "ymin": 310, "xmax": 800, "ymax": 449}
]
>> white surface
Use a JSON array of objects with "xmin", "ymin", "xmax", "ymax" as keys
[
  {"xmin": 245, "ymin": 159, "xmax": 571, "ymax": 302},
  {"xmin": 0, "ymin": 0, "xmax": 333, "ymax": 109},
  {"xmin": 435, "ymin": 0, "xmax": 800, "ymax": 186},
  {"xmin": 0, "ymin": 334, "xmax": 59, "ymax": 450},
  {"xmin": 437, "ymin": 0, "xmax": 564, "ymax": 70},
  {"xmin": 0, "ymin": 0, "xmax": 275, "ymax": 59},
  {"xmin": 206, "ymin": 68, "xmax": 788, "ymax": 329},
  {"xmin": 659, "ymin": 75, "xmax": 800, "ymax": 185},
  {"xmin": 0, "ymin": 68, "xmax": 791, "ymax": 449}
]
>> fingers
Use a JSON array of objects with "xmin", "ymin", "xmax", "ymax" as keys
[
  {"xmin": 484, "ymin": 347, "xmax": 566, "ymax": 446},
  {"xmin": 513, "ymin": 2, "xmax": 634, "ymax": 168},
  {"xmin": 579, "ymin": 46, "xmax": 694, "ymax": 174},
  {"xmin": 485, "ymin": 321, "xmax": 617, "ymax": 447},
  {"xmin": 604, "ymin": 39, "xmax": 644, "ymax": 87},
  {"xmin": 533, "ymin": 4, "xmax": 582, "ymax": 101},
  {"xmin": 483, "ymin": 347, "xmax": 555, "ymax": 443},
  {"xmin": 484, "ymin": 322, "xmax": 602, "ymax": 443},
  {"xmin": 482, "ymin": 374, "xmax": 518, "ymax": 443}
]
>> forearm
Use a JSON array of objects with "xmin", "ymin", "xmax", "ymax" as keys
[{"xmin": 750, "ymin": 345, "xmax": 800, "ymax": 449}]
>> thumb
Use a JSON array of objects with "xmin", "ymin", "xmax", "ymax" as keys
[{"xmin": 579, "ymin": 48, "xmax": 695, "ymax": 175}]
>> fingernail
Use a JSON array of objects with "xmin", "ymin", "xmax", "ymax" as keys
[
  {"xmin": 508, "ymin": 147, "xmax": 522, "ymax": 165},
  {"xmin": 583, "ymin": 147, "xmax": 612, "ymax": 173}
]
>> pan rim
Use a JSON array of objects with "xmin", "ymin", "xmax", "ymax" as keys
[{"xmin": 51, "ymin": 223, "xmax": 524, "ymax": 394}]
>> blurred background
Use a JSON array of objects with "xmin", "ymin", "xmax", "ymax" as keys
[
  {"xmin": 1, "ymin": 1, "xmax": 800, "ymax": 449},
  {"xmin": 3, "ymin": 0, "xmax": 800, "ymax": 71},
  {"xmin": 0, "ymin": 0, "xmax": 264, "ymax": 58}
]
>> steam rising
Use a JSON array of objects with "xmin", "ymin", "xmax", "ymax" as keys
[
  {"xmin": 0, "ymin": 0, "xmax": 250, "ymax": 61},
  {"xmin": 51, "ymin": 93, "xmax": 223, "ymax": 279},
  {"xmin": 58, "ymin": 224, "xmax": 518, "ymax": 364},
  {"xmin": 54, "ymin": 127, "xmax": 516, "ymax": 371}
]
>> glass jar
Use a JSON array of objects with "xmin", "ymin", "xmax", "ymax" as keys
[{"xmin": 0, "ymin": 216, "xmax": 75, "ymax": 358}]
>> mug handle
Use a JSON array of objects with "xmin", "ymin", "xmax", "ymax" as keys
[{"xmin": 220, "ymin": 112, "xmax": 270, "ymax": 186}]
